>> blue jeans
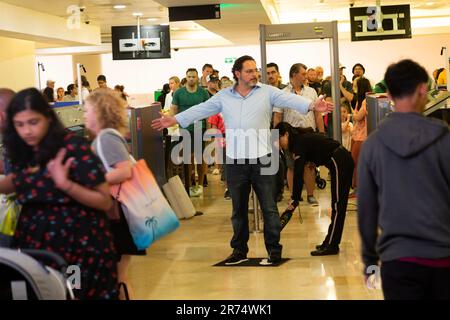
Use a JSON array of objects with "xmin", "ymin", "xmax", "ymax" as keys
[{"xmin": 226, "ymin": 156, "xmax": 282, "ymax": 257}]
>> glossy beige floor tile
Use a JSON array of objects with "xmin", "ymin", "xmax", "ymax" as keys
[{"xmin": 128, "ymin": 171, "xmax": 383, "ymax": 300}]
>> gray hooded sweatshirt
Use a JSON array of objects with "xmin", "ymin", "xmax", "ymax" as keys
[{"xmin": 357, "ymin": 112, "xmax": 450, "ymax": 270}]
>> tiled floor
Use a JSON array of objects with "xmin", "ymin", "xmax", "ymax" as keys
[{"xmin": 128, "ymin": 171, "xmax": 383, "ymax": 300}]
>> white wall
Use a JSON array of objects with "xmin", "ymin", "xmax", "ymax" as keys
[
  {"xmin": 72, "ymin": 54, "xmax": 102, "ymax": 90},
  {"xmin": 36, "ymin": 55, "xmax": 73, "ymax": 91},
  {"xmin": 39, "ymin": 33, "xmax": 449, "ymax": 98},
  {"xmin": 100, "ymin": 47, "xmax": 252, "ymax": 96}
]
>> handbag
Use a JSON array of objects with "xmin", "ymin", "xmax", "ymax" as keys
[
  {"xmin": 162, "ymin": 175, "xmax": 195, "ymax": 220},
  {"xmin": 0, "ymin": 193, "xmax": 21, "ymax": 247},
  {"xmin": 96, "ymin": 129, "xmax": 180, "ymax": 250}
]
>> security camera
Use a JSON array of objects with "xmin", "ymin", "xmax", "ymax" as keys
[
  {"xmin": 174, "ymin": 48, "xmax": 179, "ymax": 51},
  {"xmin": 85, "ymin": 20, "xmax": 90, "ymax": 24},
  {"xmin": 350, "ymin": 2, "xmax": 355, "ymax": 7}
]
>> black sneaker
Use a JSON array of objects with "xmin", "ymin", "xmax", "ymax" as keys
[
  {"xmin": 260, "ymin": 252, "xmax": 282, "ymax": 265},
  {"xmin": 269, "ymin": 252, "xmax": 282, "ymax": 264},
  {"xmin": 224, "ymin": 252, "xmax": 248, "ymax": 265},
  {"xmin": 310, "ymin": 246, "xmax": 339, "ymax": 256},
  {"xmin": 224, "ymin": 189, "xmax": 231, "ymax": 200}
]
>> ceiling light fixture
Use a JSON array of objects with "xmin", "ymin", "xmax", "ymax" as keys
[
  {"xmin": 147, "ymin": 18, "xmax": 158, "ymax": 21},
  {"xmin": 132, "ymin": 12, "xmax": 143, "ymax": 17},
  {"xmin": 113, "ymin": 4, "xmax": 126, "ymax": 9},
  {"xmin": 425, "ymin": 2, "xmax": 435, "ymax": 6}
]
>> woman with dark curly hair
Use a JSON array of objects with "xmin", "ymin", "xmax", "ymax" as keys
[{"xmin": 0, "ymin": 88, "xmax": 118, "ymax": 300}]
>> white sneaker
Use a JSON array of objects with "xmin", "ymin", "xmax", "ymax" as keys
[
  {"xmin": 196, "ymin": 185, "xmax": 203, "ymax": 195},
  {"xmin": 259, "ymin": 258, "xmax": 272, "ymax": 266},
  {"xmin": 212, "ymin": 168, "xmax": 220, "ymax": 175}
]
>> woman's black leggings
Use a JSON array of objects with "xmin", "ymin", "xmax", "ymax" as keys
[{"xmin": 322, "ymin": 146, "xmax": 354, "ymax": 248}]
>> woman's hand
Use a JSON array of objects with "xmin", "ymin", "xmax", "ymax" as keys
[
  {"xmin": 47, "ymin": 148, "xmax": 75, "ymax": 192},
  {"xmin": 286, "ymin": 200, "xmax": 299, "ymax": 211}
]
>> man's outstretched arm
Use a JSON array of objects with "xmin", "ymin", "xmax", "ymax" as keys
[{"xmin": 152, "ymin": 94, "xmax": 222, "ymax": 131}]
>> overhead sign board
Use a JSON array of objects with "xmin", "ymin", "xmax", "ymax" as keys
[{"xmin": 350, "ymin": 5, "xmax": 412, "ymax": 41}]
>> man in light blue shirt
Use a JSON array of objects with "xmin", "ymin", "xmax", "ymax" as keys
[{"xmin": 152, "ymin": 55, "xmax": 333, "ymax": 265}]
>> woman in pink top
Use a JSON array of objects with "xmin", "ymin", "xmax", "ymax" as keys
[{"xmin": 350, "ymin": 77, "xmax": 372, "ymax": 193}]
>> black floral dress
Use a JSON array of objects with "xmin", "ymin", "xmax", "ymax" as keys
[{"xmin": 11, "ymin": 133, "xmax": 118, "ymax": 300}]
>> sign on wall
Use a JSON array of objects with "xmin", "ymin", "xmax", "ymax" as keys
[
  {"xmin": 112, "ymin": 25, "xmax": 171, "ymax": 60},
  {"xmin": 350, "ymin": 4, "xmax": 412, "ymax": 42}
]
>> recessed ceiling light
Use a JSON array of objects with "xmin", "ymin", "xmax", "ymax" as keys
[
  {"xmin": 425, "ymin": 2, "xmax": 435, "ymax": 6},
  {"xmin": 160, "ymin": 23, "xmax": 169, "ymax": 26},
  {"xmin": 147, "ymin": 18, "xmax": 158, "ymax": 21},
  {"xmin": 132, "ymin": 12, "xmax": 143, "ymax": 17},
  {"xmin": 113, "ymin": 4, "xmax": 126, "ymax": 9}
]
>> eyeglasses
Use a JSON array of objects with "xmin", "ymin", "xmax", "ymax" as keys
[{"xmin": 242, "ymin": 68, "xmax": 261, "ymax": 74}]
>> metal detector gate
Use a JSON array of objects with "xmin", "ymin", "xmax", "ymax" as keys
[
  {"xmin": 251, "ymin": 22, "xmax": 342, "ymax": 231},
  {"xmin": 259, "ymin": 21, "xmax": 342, "ymax": 142}
]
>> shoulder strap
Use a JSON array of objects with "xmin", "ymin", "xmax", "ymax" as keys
[
  {"xmin": 95, "ymin": 129, "xmax": 112, "ymax": 172},
  {"xmin": 95, "ymin": 129, "xmax": 136, "ymax": 172}
]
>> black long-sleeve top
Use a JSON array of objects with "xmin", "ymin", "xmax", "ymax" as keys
[{"xmin": 290, "ymin": 132, "xmax": 341, "ymax": 201}]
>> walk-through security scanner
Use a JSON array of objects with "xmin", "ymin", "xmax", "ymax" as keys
[
  {"xmin": 366, "ymin": 93, "xmax": 394, "ymax": 135},
  {"xmin": 259, "ymin": 21, "xmax": 342, "ymax": 143},
  {"xmin": 366, "ymin": 91, "xmax": 450, "ymax": 135},
  {"xmin": 128, "ymin": 103, "xmax": 167, "ymax": 188},
  {"xmin": 255, "ymin": 22, "xmax": 342, "ymax": 232}
]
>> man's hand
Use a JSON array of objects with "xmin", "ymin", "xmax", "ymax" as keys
[
  {"xmin": 151, "ymin": 112, "xmax": 178, "ymax": 131},
  {"xmin": 314, "ymin": 95, "xmax": 334, "ymax": 113}
]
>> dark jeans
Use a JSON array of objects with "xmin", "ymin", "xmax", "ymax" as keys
[
  {"xmin": 381, "ymin": 260, "xmax": 450, "ymax": 300},
  {"xmin": 275, "ymin": 151, "xmax": 286, "ymax": 199},
  {"xmin": 226, "ymin": 156, "xmax": 282, "ymax": 257}
]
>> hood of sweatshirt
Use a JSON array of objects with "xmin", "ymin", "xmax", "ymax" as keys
[{"xmin": 377, "ymin": 112, "xmax": 448, "ymax": 158}]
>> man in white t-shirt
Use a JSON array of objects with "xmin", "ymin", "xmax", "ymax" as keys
[
  {"xmin": 273, "ymin": 63, "xmax": 325, "ymax": 206},
  {"xmin": 162, "ymin": 76, "xmax": 181, "ymax": 179}
]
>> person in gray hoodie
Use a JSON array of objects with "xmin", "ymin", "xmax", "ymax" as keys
[{"xmin": 357, "ymin": 59, "xmax": 450, "ymax": 299}]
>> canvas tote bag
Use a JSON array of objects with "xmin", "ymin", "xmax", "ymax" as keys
[{"xmin": 96, "ymin": 129, "xmax": 179, "ymax": 250}]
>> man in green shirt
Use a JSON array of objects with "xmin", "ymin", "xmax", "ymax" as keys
[{"xmin": 171, "ymin": 68, "xmax": 210, "ymax": 197}]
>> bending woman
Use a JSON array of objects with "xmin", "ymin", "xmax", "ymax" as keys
[{"xmin": 276, "ymin": 122, "xmax": 354, "ymax": 256}]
